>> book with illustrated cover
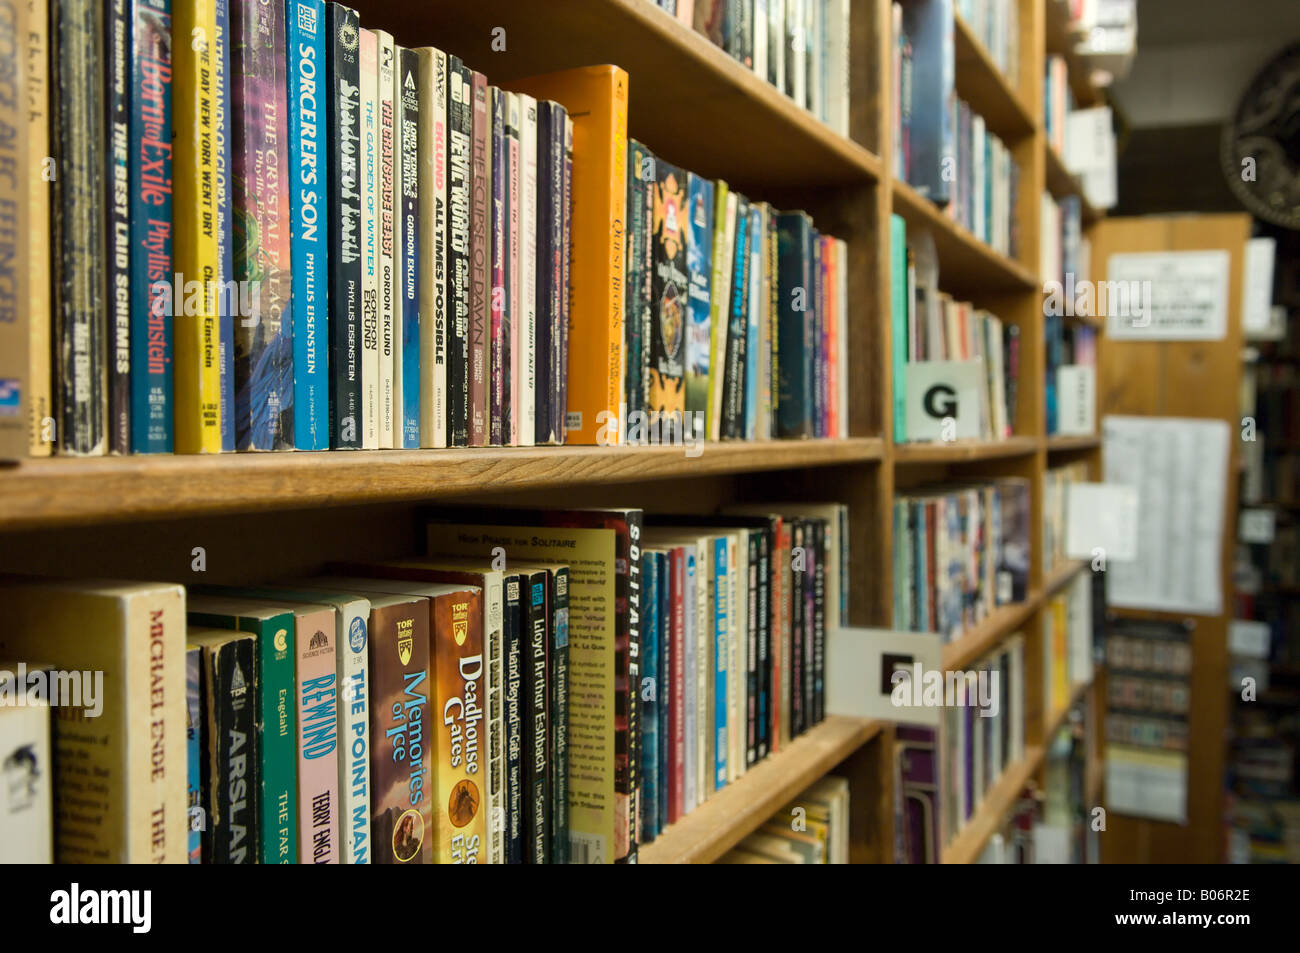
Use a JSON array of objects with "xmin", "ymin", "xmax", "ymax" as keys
[
  {"xmin": 231, "ymin": 0, "xmax": 294, "ymax": 451},
  {"xmin": 377, "ymin": 32, "xmax": 397, "ymax": 449},
  {"xmin": 359, "ymin": 28, "xmax": 379, "ymax": 448},
  {"xmin": 415, "ymin": 47, "xmax": 448, "ymax": 448},
  {"xmin": 684, "ymin": 172, "xmax": 714, "ymax": 419},
  {"xmin": 0, "ymin": 667, "xmax": 53, "ymax": 862},
  {"xmin": 398, "ymin": 47, "xmax": 421, "ymax": 448},
  {"xmin": 287, "ymin": 0, "xmax": 330, "ymax": 451},
  {"xmin": 326, "ymin": 2, "xmax": 361, "ymax": 449},
  {"xmin": 649, "ymin": 158, "xmax": 688, "ymax": 422}
]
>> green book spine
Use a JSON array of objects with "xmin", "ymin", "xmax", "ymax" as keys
[{"xmin": 890, "ymin": 213, "xmax": 908, "ymax": 444}]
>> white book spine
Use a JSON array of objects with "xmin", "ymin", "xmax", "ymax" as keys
[
  {"xmin": 334, "ymin": 597, "xmax": 371, "ymax": 863},
  {"xmin": 481, "ymin": 572, "xmax": 505, "ymax": 865},
  {"xmin": 378, "ymin": 33, "xmax": 398, "ymax": 449},
  {"xmin": 360, "ymin": 30, "xmax": 380, "ymax": 449},
  {"xmin": 519, "ymin": 95, "xmax": 539, "ymax": 447},
  {"xmin": 754, "ymin": 0, "xmax": 769, "ymax": 82},
  {"xmin": 771, "ymin": 0, "xmax": 786, "ymax": 93},
  {"xmin": 0, "ymin": 676, "xmax": 52, "ymax": 863}
]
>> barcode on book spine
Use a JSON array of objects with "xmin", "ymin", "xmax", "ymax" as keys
[{"xmin": 570, "ymin": 831, "xmax": 605, "ymax": 864}]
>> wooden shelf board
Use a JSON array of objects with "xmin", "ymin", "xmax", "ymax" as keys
[
  {"xmin": 639, "ymin": 716, "xmax": 883, "ymax": 864},
  {"xmin": 893, "ymin": 435, "xmax": 1039, "ymax": 464},
  {"xmin": 891, "ymin": 178, "xmax": 1039, "ymax": 295},
  {"xmin": 1043, "ymin": 141, "xmax": 1102, "ymax": 223},
  {"xmin": 1043, "ymin": 559, "xmax": 1088, "ymax": 598},
  {"xmin": 954, "ymin": 13, "xmax": 1035, "ymax": 141},
  {"xmin": 941, "ymin": 597, "xmax": 1039, "ymax": 672},
  {"xmin": 1044, "ymin": 677, "xmax": 1094, "ymax": 741},
  {"xmin": 0, "ymin": 438, "xmax": 884, "ymax": 530},
  {"xmin": 352, "ymin": 0, "xmax": 881, "ymax": 194},
  {"xmin": 1046, "ymin": 433, "xmax": 1101, "ymax": 452},
  {"xmin": 941, "ymin": 745, "xmax": 1045, "ymax": 864}
]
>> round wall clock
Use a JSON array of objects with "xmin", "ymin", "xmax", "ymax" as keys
[{"xmin": 1222, "ymin": 42, "xmax": 1300, "ymax": 229}]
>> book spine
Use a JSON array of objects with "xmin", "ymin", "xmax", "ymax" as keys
[
  {"xmin": 684, "ymin": 173, "xmax": 714, "ymax": 417},
  {"xmin": 669, "ymin": 548, "xmax": 685, "ymax": 823},
  {"xmin": 775, "ymin": 213, "xmax": 813, "ymax": 438},
  {"xmin": 484, "ymin": 572, "xmax": 505, "ymax": 866},
  {"xmin": 502, "ymin": 573, "xmax": 523, "ymax": 863},
  {"xmin": 214, "ymin": 0, "xmax": 235, "ymax": 451},
  {"xmin": 767, "ymin": 210, "xmax": 778, "ymax": 436},
  {"xmin": 186, "ymin": 647, "xmax": 202, "ymax": 862},
  {"xmin": 682, "ymin": 546, "xmax": 699, "ymax": 810},
  {"xmin": 337, "ymin": 602, "xmax": 370, "ymax": 863},
  {"xmin": 648, "ymin": 159, "xmax": 687, "ymax": 422},
  {"xmin": 712, "ymin": 536, "xmax": 728, "ymax": 788},
  {"xmin": 368, "ymin": 601, "xmax": 432, "ymax": 863},
  {"xmin": 624, "ymin": 141, "xmax": 647, "ymax": 422},
  {"xmin": 205, "ymin": 637, "xmax": 259, "ymax": 863},
  {"xmin": 517, "ymin": 94, "xmax": 537, "ymax": 447},
  {"xmin": 756, "ymin": 525, "xmax": 771, "ymax": 759},
  {"xmin": 399, "ymin": 48, "xmax": 421, "ymax": 448},
  {"xmin": 230, "ymin": 0, "xmax": 293, "ymax": 451},
  {"xmin": 813, "ymin": 520, "xmax": 826, "ymax": 723},
  {"xmin": 789, "ymin": 520, "xmax": 804, "ymax": 735},
  {"xmin": 287, "ymin": 0, "xmax": 329, "ymax": 451},
  {"xmin": 55, "ymin": 0, "xmax": 107, "ymax": 455},
  {"xmin": 295, "ymin": 613, "xmax": 340, "ymax": 863},
  {"xmin": 489, "ymin": 86, "xmax": 506, "ymax": 445},
  {"xmin": 706, "ymin": 184, "xmax": 733, "ymax": 440},
  {"xmin": 505, "ymin": 93, "xmax": 521, "ymax": 445},
  {"xmin": 745, "ymin": 531, "xmax": 758, "ymax": 765},
  {"xmin": 416, "ymin": 47, "xmax": 447, "ymax": 448},
  {"xmin": 549, "ymin": 565, "xmax": 570, "ymax": 863},
  {"xmin": 744, "ymin": 208, "xmax": 762, "ymax": 439},
  {"xmin": 446, "ymin": 62, "xmax": 470, "ymax": 446},
  {"xmin": 558, "ymin": 115, "xmax": 573, "ymax": 442},
  {"xmin": 657, "ymin": 549, "xmax": 670, "ymax": 832},
  {"xmin": 540, "ymin": 103, "xmax": 564, "ymax": 444},
  {"xmin": 126, "ymin": 0, "xmax": 173, "ymax": 454},
  {"xmin": 722, "ymin": 199, "xmax": 750, "ymax": 439},
  {"xmin": 433, "ymin": 588, "xmax": 487, "ymax": 863},
  {"xmin": 532, "ymin": 102, "xmax": 554, "ymax": 443},
  {"xmin": 377, "ymin": 32, "xmax": 396, "ymax": 449},
  {"xmin": 522, "ymin": 570, "xmax": 549, "ymax": 862},
  {"xmin": 325, "ymin": 2, "xmax": 360, "ymax": 449},
  {"xmin": 639, "ymin": 553, "xmax": 659, "ymax": 842},
  {"xmin": 359, "ymin": 28, "xmax": 378, "ymax": 448},
  {"xmin": 106, "ymin": 0, "xmax": 130, "ymax": 453},
  {"xmin": 468, "ymin": 70, "xmax": 489, "ymax": 445}
]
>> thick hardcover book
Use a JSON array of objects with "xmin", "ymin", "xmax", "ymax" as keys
[
  {"xmin": 186, "ymin": 646, "xmax": 203, "ymax": 862},
  {"xmin": 624, "ymin": 140, "xmax": 651, "ymax": 421},
  {"xmin": 190, "ymin": 628, "xmax": 258, "ymax": 863},
  {"xmin": 468, "ymin": 71, "xmax": 490, "ymax": 445},
  {"xmin": 504, "ymin": 93, "xmax": 521, "ymax": 445},
  {"xmin": 534, "ymin": 100, "xmax": 566, "ymax": 445},
  {"xmin": 425, "ymin": 506, "xmax": 642, "ymax": 863},
  {"xmin": 775, "ymin": 210, "xmax": 814, "ymax": 437},
  {"xmin": 287, "ymin": 0, "xmax": 330, "ymax": 451},
  {"xmin": 186, "ymin": 595, "xmax": 299, "ymax": 864},
  {"xmin": 129, "ymin": 0, "xmax": 174, "ymax": 454},
  {"xmin": 505, "ymin": 67, "xmax": 627, "ymax": 446},
  {"xmin": 648, "ymin": 158, "xmax": 688, "ymax": 423},
  {"xmin": 684, "ymin": 173, "xmax": 714, "ymax": 418},
  {"xmin": 639, "ymin": 550, "xmax": 661, "ymax": 843},
  {"xmin": 721, "ymin": 198, "xmax": 750, "ymax": 439},
  {"xmin": 325, "ymin": 3, "xmax": 361, "ymax": 448},
  {"xmin": 215, "ymin": 0, "xmax": 236, "ymax": 452},
  {"xmin": 519, "ymin": 567, "xmax": 550, "ymax": 862},
  {"xmin": 1, "ymin": 581, "xmax": 187, "ymax": 862},
  {"xmin": 0, "ymin": 669, "xmax": 53, "ymax": 862},
  {"xmin": 489, "ymin": 86, "xmax": 507, "ymax": 445},
  {"xmin": 516, "ymin": 94, "xmax": 538, "ymax": 446},
  {"xmin": 54, "ymin": 0, "xmax": 107, "ymax": 455},
  {"xmin": 359, "ymin": 28, "xmax": 379, "ymax": 448},
  {"xmin": 446, "ymin": 61, "xmax": 471, "ymax": 446},
  {"xmin": 398, "ymin": 47, "xmax": 421, "ymax": 447},
  {"xmin": 231, "ymin": 0, "xmax": 293, "ymax": 450},
  {"xmin": 415, "ymin": 47, "xmax": 448, "ymax": 448},
  {"xmin": 106, "ymin": 0, "xmax": 131, "ymax": 453},
  {"xmin": 377, "ymin": 32, "xmax": 397, "ymax": 449}
]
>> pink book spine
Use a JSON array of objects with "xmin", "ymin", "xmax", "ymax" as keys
[
  {"xmin": 671, "ymin": 547, "xmax": 686, "ymax": 823},
  {"xmin": 296, "ymin": 607, "xmax": 341, "ymax": 863},
  {"xmin": 507, "ymin": 105, "xmax": 521, "ymax": 445}
]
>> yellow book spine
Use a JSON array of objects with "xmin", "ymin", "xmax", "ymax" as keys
[
  {"xmin": 24, "ymin": 0, "xmax": 52, "ymax": 455},
  {"xmin": 0, "ymin": 0, "xmax": 31, "ymax": 460},
  {"xmin": 170, "ymin": 0, "xmax": 222, "ymax": 453}
]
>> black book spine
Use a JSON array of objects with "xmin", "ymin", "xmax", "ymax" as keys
[
  {"xmin": 105, "ymin": 0, "xmax": 130, "ymax": 454},
  {"xmin": 813, "ymin": 518, "xmax": 826, "ymax": 724},
  {"xmin": 745, "ymin": 530, "xmax": 758, "ymax": 766},
  {"xmin": 502, "ymin": 572, "xmax": 524, "ymax": 863},
  {"xmin": 756, "ymin": 524, "xmax": 771, "ymax": 760},
  {"xmin": 522, "ymin": 568, "xmax": 549, "ymax": 863},
  {"xmin": 203, "ymin": 637, "xmax": 259, "ymax": 864},
  {"xmin": 547, "ymin": 105, "xmax": 566, "ymax": 444},
  {"xmin": 721, "ymin": 198, "xmax": 750, "ymax": 440},
  {"xmin": 789, "ymin": 519, "xmax": 805, "ymax": 736},
  {"xmin": 55, "ymin": 0, "xmax": 107, "ymax": 455},
  {"xmin": 624, "ymin": 141, "xmax": 647, "ymax": 418},
  {"xmin": 532, "ymin": 102, "xmax": 555, "ymax": 444},
  {"xmin": 557, "ymin": 116, "xmax": 572, "ymax": 442},
  {"xmin": 446, "ymin": 60, "xmax": 471, "ymax": 446},
  {"xmin": 326, "ymin": 3, "xmax": 361, "ymax": 448},
  {"xmin": 811, "ymin": 232, "xmax": 825, "ymax": 437},
  {"xmin": 549, "ymin": 565, "xmax": 570, "ymax": 864},
  {"xmin": 636, "ymin": 147, "xmax": 654, "ymax": 413}
]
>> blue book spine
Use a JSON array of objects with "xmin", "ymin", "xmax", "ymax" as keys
[
  {"xmin": 186, "ymin": 646, "xmax": 202, "ymax": 862},
  {"xmin": 713, "ymin": 537, "xmax": 728, "ymax": 790},
  {"xmin": 684, "ymin": 173, "xmax": 713, "ymax": 417},
  {"xmin": 214, "ymin": 0, "xmax": 236, "ymax": 451},
  {"xmin": 775, "ymin": 212, "xmax": 813, "ymax": 438},
  {"xmin": 129, "ymin": 0, "xmax": 174, "ymax": 453},
  {"xmin": 639, "ymin": 551, "xmax": 660, "ymax": 842},
  {"xmin": 744, "ymin": 209, "xmax": 761, "ymax": 440},
  {"xmin": 398, "ymin": 48, "xmax": 421, "ymax": 447},
  {"xmin": 287, "ymin": 0, "xmax": 329, "ymax": 450}
]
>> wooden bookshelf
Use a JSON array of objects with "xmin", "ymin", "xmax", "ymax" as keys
[
  {"xmin": 1044, "ymin": 140, "xmax": 1102, "ymax": 224},
  {"xmin": 639, "ymin": 716, "xmax": 883, "ymax": 864},
  {"xmin": 894, "ymin": 435, "xmax": 1040, "ymax": 464},
  {"xmin": 941, "ymin": 745, "xmax": 1045, "ymax": 864},
  {"xmin": 1043, "ymin": 558, "xmax": 1088, "ymax": 598},
  {"xmin": 953, "ymin": 13, "xmax": 1035, "ymax": 139},
  {"xmin": 1045, "ymin": 434, "xmax": 1101, "ymax": 452},
  {"xmin": 941, "ymin": 598, "xmax": 1040, "ymax": 671}
]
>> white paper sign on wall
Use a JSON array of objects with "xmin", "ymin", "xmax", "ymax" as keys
[
  {"xmin": 1238, "ymin": 508, "xmax": 1276, "ymax": 544},
  {"xmin": 1106, "ymin": 249, "xmax": 1229, "ymax": 340},
  {"xmin": 1066, "ymin": 482, "xmax": 1139, "ymax": 562},
  {"xmin": 904, "ymin": 359, "xmax": 985, "ymax": 442}
]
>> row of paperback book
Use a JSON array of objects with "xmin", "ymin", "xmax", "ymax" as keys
[
  {"xmin": 717, "ymin": 775, "xmax": 849, "ymax": 862},
  {"xmin": 678, "ymin": 0, "xmax": 851, "ymax": 138},
  {"xmin": 891, "ymin": 478, "xmax": 1031, "ymax": 643},
  {"xmin": 894, "ymin": 633, "xmax": 1026, "ymax": 862},
  {"xmin": 1042, "ymin": 569, "xmax": 1096, "ymax": 718},
  {"xmin": 0, "ymin": 1, "xmax": 848, "ymax": 460},
  {"xmin": 0, "ymin": 502, "xmax": 846, "ymax": 863},
  {"xmin": 1045, "ymin": 318, "xmax": 1096, "ymax": 435},
  {"xmin": 1042, "ymin": 192, "xmax": 1086, "ymax": 287},
  {"xmin": 956, "ymin": 0, "xmax": 1019, "ymax": 82},
  {"xmin": 626, "ymin": 142, "xmax": 850, "ymax": 443},
  {"xmin": 1042, "ymin": 460, "xmax": 1088, "ymax": 576}
]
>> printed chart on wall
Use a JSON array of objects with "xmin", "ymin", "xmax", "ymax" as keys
[
  {"xmin": 1104, "ymin": 617, "xmax": 1192, "ymax": 823},
  {"xmin": 1105, "ymin": 250, "xmax": 1230, "ymax": 340},
  {"xmin": 1102, "ymin": 416, "xmax": 1229, "ymax": 615}
]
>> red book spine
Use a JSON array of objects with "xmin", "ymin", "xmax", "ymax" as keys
[
  {"xmin": 468, "ymin": 71, "xmax": 490, "ymax": 445},
  {"xmin": 669, "ymin": 546, "xmax": 685, "ymax": 823}
]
